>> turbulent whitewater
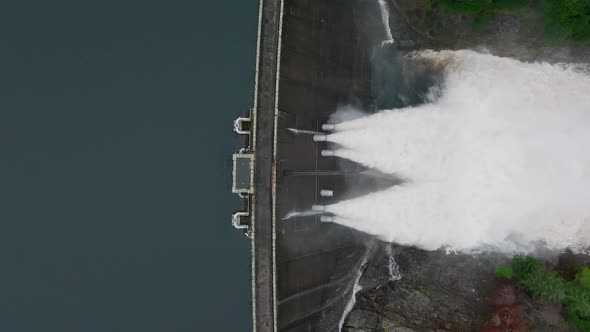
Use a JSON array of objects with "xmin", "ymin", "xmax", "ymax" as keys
[{"xmin": 325, "ymin": 50, "xmax": 590, "ymax": 253}]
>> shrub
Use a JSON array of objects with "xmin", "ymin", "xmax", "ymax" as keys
[
  {"xmin": 522, "ymin": 270, "xmax": 566, "ymax": 302},
  {"xmin": 432, "ymin": 0, "xmax": 530, "ymax": 13},
  {"xmin": 473, "ymin": 12, "xmax": 492, "ymax": 31},
  {"xmin": 428, "ymin": 0, "xmax": 589, "ymax": 43},
  {"xmin": 493, "ymin": 0, "xmax": 531, "ymax": 10},
  {"xmin": 432, "ymin": 0, "xmax": 492, "ymax": 14},
  {"xmin": 511, "ymin": 255, "xmax": 544, "ymax": 280},
  {"xmin": 495, "ymin": 266, "xmax": 513, "ymax": 279},
  {"xmin": 430, "ymin": 0, "xmax": 532, "ymax": 32},
  {"xmin": 564, "ymin": 285, "xmax": 590, "ymax": 319},
  {"xmin": 542, "ymin": 0, "xmax": 590, "ymax": 43},
  {"xmin": 576, "ymin": 266, "xmax": 590, "ymax": 289},
  {"xmin": 564, "ymin": 312, "xmax": 590, "ymax": 332},
  {"xmin": 509, "ymin": 256, "xmax": 590, "ymax": 330}
]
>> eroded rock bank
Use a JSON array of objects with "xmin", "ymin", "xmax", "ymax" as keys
[{"xmin": 342, "ymin": 245, "xmax": 585, "ymax": 331}]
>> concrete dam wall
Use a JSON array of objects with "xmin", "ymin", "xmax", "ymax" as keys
[
  {"xmin": 274, "ymin": 0, "xmax": 374, "ymax": 331},
  {"xmin": 257, "ymin": 0, "xmax": 389, "ymax": 330},
  {"xmin": 235, "ymin": 0, "xmax": 391, "ymax": 330}
]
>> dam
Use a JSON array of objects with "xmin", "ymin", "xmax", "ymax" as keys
[
  {"xmin": 230, "ymin": 0, "xmax": 385, "ymax": 330},
  {"xmin": 230, "ymin": 0, "xmax": 590, "ymax": 331}
]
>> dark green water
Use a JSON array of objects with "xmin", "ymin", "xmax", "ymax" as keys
[{"xmin": 0, "ymin": 1, "xmax": 256, "ymax": 331}]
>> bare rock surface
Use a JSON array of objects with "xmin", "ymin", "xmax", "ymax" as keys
[
  {"xmin": 343, "ymin": 245, "xmax": 582, "ymax": 332},
  {"xmin": 343, "ymin": 245, "xmax": 504, "ymax": 331}
]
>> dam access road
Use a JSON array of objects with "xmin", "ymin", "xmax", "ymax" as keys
[{"xmin": 231, "ymin": 0, "xmax": 387, "ymax": 331}]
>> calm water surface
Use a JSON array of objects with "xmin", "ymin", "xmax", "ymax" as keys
[{"xmin": 0, "ymin": 1, "xmax": 256, "ymax": 331}]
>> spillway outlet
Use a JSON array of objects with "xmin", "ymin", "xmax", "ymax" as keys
[
  {"xmin": 321, "ymin": 124, "xmax": 336, "ymax": 131},
  {"xmin": 320, "ymin": 216, "xmax": 334, "ymax": 223},
  {"xmin": 313, "ymin": 134, "xmax": 327, "ymax": 142},
  {"xmin": 311, "ymin": 205, "xmax": 327, "ymax": 212},
  {"xmin": 320, "ymin": 190, "xmax": 334, "ymax": 197},
  {"xmin": 321, "ymin": 150, "xmax": 335, "ymax": 157}
]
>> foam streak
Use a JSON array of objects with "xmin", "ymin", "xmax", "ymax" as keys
[{"xmin": 377, "ymin": 0, "xmax": 394, "ymax": 45}]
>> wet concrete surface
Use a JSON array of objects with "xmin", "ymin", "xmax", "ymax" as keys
[
  {"xmin": 273, "ymin": 0, "xmax": 382, "ymax": 331},
  {"xmin": 252, "ymin": 0, "xmax": 418, "ymax": 330}
]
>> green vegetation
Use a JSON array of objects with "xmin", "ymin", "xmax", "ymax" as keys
[
  {"xmin": 426, "ymin": 0, "xmax": 590, "ymax": 43},
  {"xmin": 417, "ymin": 287, "xmax": 431, "ymax": 298},
  {"xmin": 565, "ymin": 312, "xmax": 590, "ymax": 332},
  {"xmin": 542, "ymin": 0, "xmax": 590, "ymax": 43},
  {"xmin": 431, "ymin": 0, "xmax": 531, "ymax": 14},
  {"xmin": 432, "ymin": 0, "xmax": 492, "ymax": 14},
  {"xmin": 512, "ymin": 255, "xmax": 566, "ymax": 302},
  {"xmin": 495, "ymin": 255, "xmax": 590, "ymax": 331},
  {"xmin": 418, "ymin": 16, "xmax": 428, "ymax": 27},
  {"xmin": 472, "ymin": 12, "xmax": 492, "ymax": 31},
  {"xmin": 576, "ymin": 267, "xmax": 590, "ymax": 289},
  {"xmin": 494, "ymin": 266, "xmax": 513, "ymax": 279},
  {"xmin": 493, "ymin": 0, "xmax": 531, "ymax": 10},
  {"xmin": 428, "ymin": 0, "xmax": 531, "ymax": 35}
]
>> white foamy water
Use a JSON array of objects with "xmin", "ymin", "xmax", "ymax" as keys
[
  {"xmin": 385, "ymin": 245, "xmax": 402, "ymax": 280},
  {"xmin": 377, "ymin": 0, "xmax": 394, "ymax": 45},
  {"xmin": 287, "ymin": 128, "xmax": 322, "ymax": 136},
  {"xmin": 338, "ymin": 249, "xmax": 370, "ymax": 332},
  {"xmin": 281, "ymin": 210, "xmax": 322, "ymax": 220},
  {"xmin": 326, "ymin": 50, "xmax": 590, "ymax": 253}
]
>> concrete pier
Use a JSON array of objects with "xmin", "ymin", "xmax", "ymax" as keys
[
  {"xmin": 322, "ymin": 124, "xmax": 336, "ymax": 131},
  {"xmin": 312, "ymin": 134, "xmax": 328, "ymax": 142},
  {"xmin": 320, "ymin": 190, "xmax": 334, "ymax": 197},
  {"xmin": 320, "ymin": 216, "xmax": 334, "ymax": 223},
  {"xmin": 320, "ymin": 150, "xmax": 336, "ymax": 157}
]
